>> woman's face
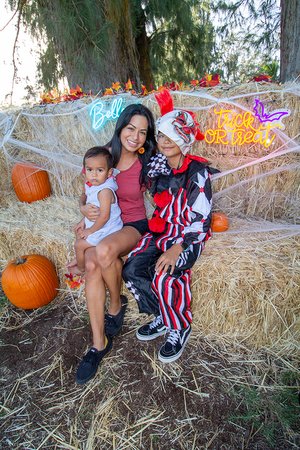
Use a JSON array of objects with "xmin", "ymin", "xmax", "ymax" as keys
[{"xmin": 120, "ymin": 114, "xmax": 148, "ymax": 154}]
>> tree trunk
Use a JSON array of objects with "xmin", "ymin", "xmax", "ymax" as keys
[
  {"xmin": 103, "ymin": 0, "xmax": 140, "ymax": 87},
  {"xmin": 280, "ymin": 0, "xmax": 300, "ymax": 82},
  {"xmin": 135, "ymin": 10, "xmax": 154, "ymax": 89},
  {"xmin": 28, "ymin": 0, "xmax": 141, "ymax": 92}
]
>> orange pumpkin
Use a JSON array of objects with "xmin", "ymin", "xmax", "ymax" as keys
[
  {"xmin": 11, "ymin": 162, "xmax": 51, "ymax": 203},
  {"xmin": 211, "ymin": 212, "xmax": 229, "ymax": 232},
  {"xmin": 2, "ymin": 254, "xmax": 59, "ymax": 309}
]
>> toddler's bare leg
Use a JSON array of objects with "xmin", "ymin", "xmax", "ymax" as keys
[{"xmin": 75, "ymin": 238, "xmax": 94, "ymax": 273}]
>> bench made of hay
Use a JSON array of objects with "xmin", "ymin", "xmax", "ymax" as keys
[{"xmin": 0, "ymin": 194, "xmax": 299, "ymax": 353}]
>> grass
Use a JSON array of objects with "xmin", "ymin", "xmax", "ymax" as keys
[
  {"xmin": 0, "ymin": 291, "xmax": 8, "ymax": 312},
  {"xmin": 230, "ymin": 371, "xmax": 300, "ymax": 446}
]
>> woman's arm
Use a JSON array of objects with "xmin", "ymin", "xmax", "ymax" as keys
[
  {"xmin": 79, "ymin": 191, "xmax": 101, "ymax": 222},
  {"xmin": 79, "ymin": 189, "xmax": 113, "ymax": 239}
]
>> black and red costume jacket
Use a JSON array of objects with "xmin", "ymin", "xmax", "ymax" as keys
[{"xmin": 147, "ymin": 153, "xmax": 219, "ymax": 253}]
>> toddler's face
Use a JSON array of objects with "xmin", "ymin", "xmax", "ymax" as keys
[
  {"xmin": 157, "ymin": 132, "xmax": 182, "ymax": 159},
  {"xmin": 84, "ymin": 155, "xmax": 112, "ymax": 186}
]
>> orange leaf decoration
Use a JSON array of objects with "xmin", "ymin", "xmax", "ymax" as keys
[
  {"xmin": 141, "ymin": 84, "xmax": 148, "ymax": 95},
  {"xmin": 125, "ymin": 79, "xmax": 133, "ymax": 90},
  {"xmin": 104, "ymin": 88, "xmax": 114, "ymax": 96},
  {"xmin": 112, "ymin": 82, "xmax": 121, "ymax": 91}
]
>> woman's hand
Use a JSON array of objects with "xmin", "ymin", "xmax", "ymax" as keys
[
  {"xmin": 80, "ymin": 203, "xmax": 100, "ymax": 221},
  {"xmin": 155, "ymin": 244, "xmax": 183, "ymax": 275}
]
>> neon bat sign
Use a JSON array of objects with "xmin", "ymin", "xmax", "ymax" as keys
[{"xmin": 253, "ymin": 98, "xmax": 290, "ymax": 127}]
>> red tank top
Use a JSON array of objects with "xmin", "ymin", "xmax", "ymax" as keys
[{"xmin": 116, "ymin": 159, "xmax": 146, "ymax": 223}]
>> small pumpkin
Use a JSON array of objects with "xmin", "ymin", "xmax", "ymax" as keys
[
  {"xmin": 1, "ymin": 254, "xmax": 59, "ymax": 310},
  {"xmin": 211, "ymin": 212, "xmax": 229, "ymax": 232},
  {"xmin": 11, "ymin": 162, "xmax": 51, "ymax": 203}
]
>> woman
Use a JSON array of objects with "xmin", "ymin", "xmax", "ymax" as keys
[{"xmin": 76, "ymin": 103, "xmax": 156, "ymax": 384}]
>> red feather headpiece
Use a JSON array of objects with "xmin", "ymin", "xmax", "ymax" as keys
[
  {"xmin": 155, "ymin": 88, "xmax": 174, "ymax": 116},
  {"xmin": 155, "ymin": 88, "xmax": 204, "ymax": 141}
]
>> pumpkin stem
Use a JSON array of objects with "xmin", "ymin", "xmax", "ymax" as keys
[{"xmin": 15, "ymin": 257, "xmax": 27, "ymax": 265}]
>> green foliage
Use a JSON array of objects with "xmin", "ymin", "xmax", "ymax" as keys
[
  {"xmin": 37, "ymin": 42, "xmax": 63, "ymax": 90},
  {"xmin": 6, "ymin": 0, "xmax": 216, "ymax": 90},
  {"xmin": 211, "ymin": 0, "xmax": 280, "ymax": 83},
  {"xmin": 0, "ymin": 291, "xmax": 8, "ymax": 311},
  {"xmin": 230, "ymin": 372, "xmax": 300, "ymax": 446},
  {"xmin": 10, "ymin": 0, "xmax": 112, "ymax": 90},
  {"xmin": 260, "ymin": 61, "xmax": 280, "ymax": 80},
  {"xmin": 6, "ymin": 0, "xmax": 282, "ymax": 91},
  {"xmin": 213, "ymin": 0, "xmax": 280, "ymax": 54},
  {"xmin": 147, "ymin": 1, "xmax": 215, "ymax": 84}
]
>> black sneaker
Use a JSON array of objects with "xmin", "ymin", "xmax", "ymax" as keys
[
  {"xmin": 76, "ymin": 336, "xmax": 113, "ymax": 385},
  {"xmin": 136, "ymin": 316, "xmax": 167, "ymax": 341},
  {"xmin": 158, "ymin": 326, "xmax": 191, "ymax": 363},
  {"xmin": 105, "ymin": 295, "xmax": 128, "ymax": 337}
]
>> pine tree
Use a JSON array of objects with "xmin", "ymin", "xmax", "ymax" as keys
[{"xmin": 7, "ymin": 0, "xmax": 215, "ymax": 91}]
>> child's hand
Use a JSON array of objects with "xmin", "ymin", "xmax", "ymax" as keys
[
  {"xmin": 74, "ymin": 219, "xmax": 85, "ymax": 236},
  {"xmin": 79, "ymin": 228, "xmax": 92, "ymax": 240},
  {"xmin": 155, "ymin": 244, "xmax": 183, "ymax": 275},
  {"xmin": 80, "ymin": 203, "xmax": 100, "ymax": 221}
]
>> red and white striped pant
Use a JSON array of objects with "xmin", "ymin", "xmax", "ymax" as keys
[{"xmin": 123, "ymin": 233, "xmax": 200, "ymax": 330}]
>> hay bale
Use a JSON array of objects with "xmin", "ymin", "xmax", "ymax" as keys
[
  {"xmin": 0, "ymin": 195, "xmax": 80, "ymax": 281},
  {"xmin": 0, "ymin": 83, "xmax": 299, "ymax": 353},
  {"xmin": 1, "ymin": 83, "xmax": 299, "ymax": 220},
  {"xmin": 190, "ymin": 219, "xmax": 300, "ymax": 352},
  {"xmin": 0, "ymin": 195, "xmax": 299, "ymax": 353}
]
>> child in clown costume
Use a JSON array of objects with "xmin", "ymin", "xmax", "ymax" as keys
[{"xmin": 122, "ymin": 89, "xmax": 218, "ymax": 363}]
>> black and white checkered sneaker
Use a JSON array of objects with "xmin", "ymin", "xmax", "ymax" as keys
[
  {"xmin": 136, "ymin": 315, "xmax": 167, "ymax": 341},
  {"xmin": 158, "ymin": 325, "xmax": 191, "ymax": 363}
]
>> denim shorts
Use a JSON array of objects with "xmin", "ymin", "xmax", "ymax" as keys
[{"xmin": 124, "ymin": 218, "xmax": 149, "ymax": 236}]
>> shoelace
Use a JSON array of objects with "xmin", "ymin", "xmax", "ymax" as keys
[
  {"xmin": 150, "ymin": 316, "xmax": 163, "ymax": 329},
  {"xmin": 166, "ymin": 329, "xmax": 180, "ymax": 345}
]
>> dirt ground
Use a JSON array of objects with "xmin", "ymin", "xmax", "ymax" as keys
[{"xmin": 0, "ymin": 293, "xmax": 299, "ymax": 450}]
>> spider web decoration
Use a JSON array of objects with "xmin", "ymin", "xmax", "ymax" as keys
[{"xmin": 0, "ymin": 83, "xmax": 299, "ymax": 239}]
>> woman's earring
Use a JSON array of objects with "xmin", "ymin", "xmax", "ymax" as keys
[{"xmin": 138, "ymin": 147, "xmax": 145, "ymax": 154}]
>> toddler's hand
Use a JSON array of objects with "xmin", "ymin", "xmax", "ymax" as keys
[
  {"xmin": 79, "ymin": 229, "xmax": 92, "ymax": 239},
  {"xmin": 155, "ymin": 244, "xmax": 183, "ymax": 275},
  {"xmin": 74, "ymin": 219, "xmax": 85, "ymax": 236}
]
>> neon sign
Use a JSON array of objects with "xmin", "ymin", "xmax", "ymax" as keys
[
  {"xmin": 89, "ymin": 98, "xmax": 125, "ymax": 130},
  {"xmin": 204, "ymin": 108, "xmax": 279, "ymax": 148},
  {"xmin": 253, "ymin": 98, "xmax": 290, "ymax": 128}
]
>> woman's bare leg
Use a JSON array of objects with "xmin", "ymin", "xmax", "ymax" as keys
[
  {"xmin": 84, "ymin": 247, "xmax": 107, "ymax": 350},
  {"xmin": 96, "ymin": 227, "xmax": 141, "ymax": 315}
]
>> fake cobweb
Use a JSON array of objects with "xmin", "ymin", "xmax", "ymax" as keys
[{"xmin": 0, "ymin": 84, "xmax": 299, "ymax": 241}]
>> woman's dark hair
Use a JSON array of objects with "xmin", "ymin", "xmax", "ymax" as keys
[
  {"xmin": 83, "ymin": 146, "xmax": 113, "ymax": 170},
  {"xmin": 106, "ymin": 103, "xmax": 156, "ymax": 187}
]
